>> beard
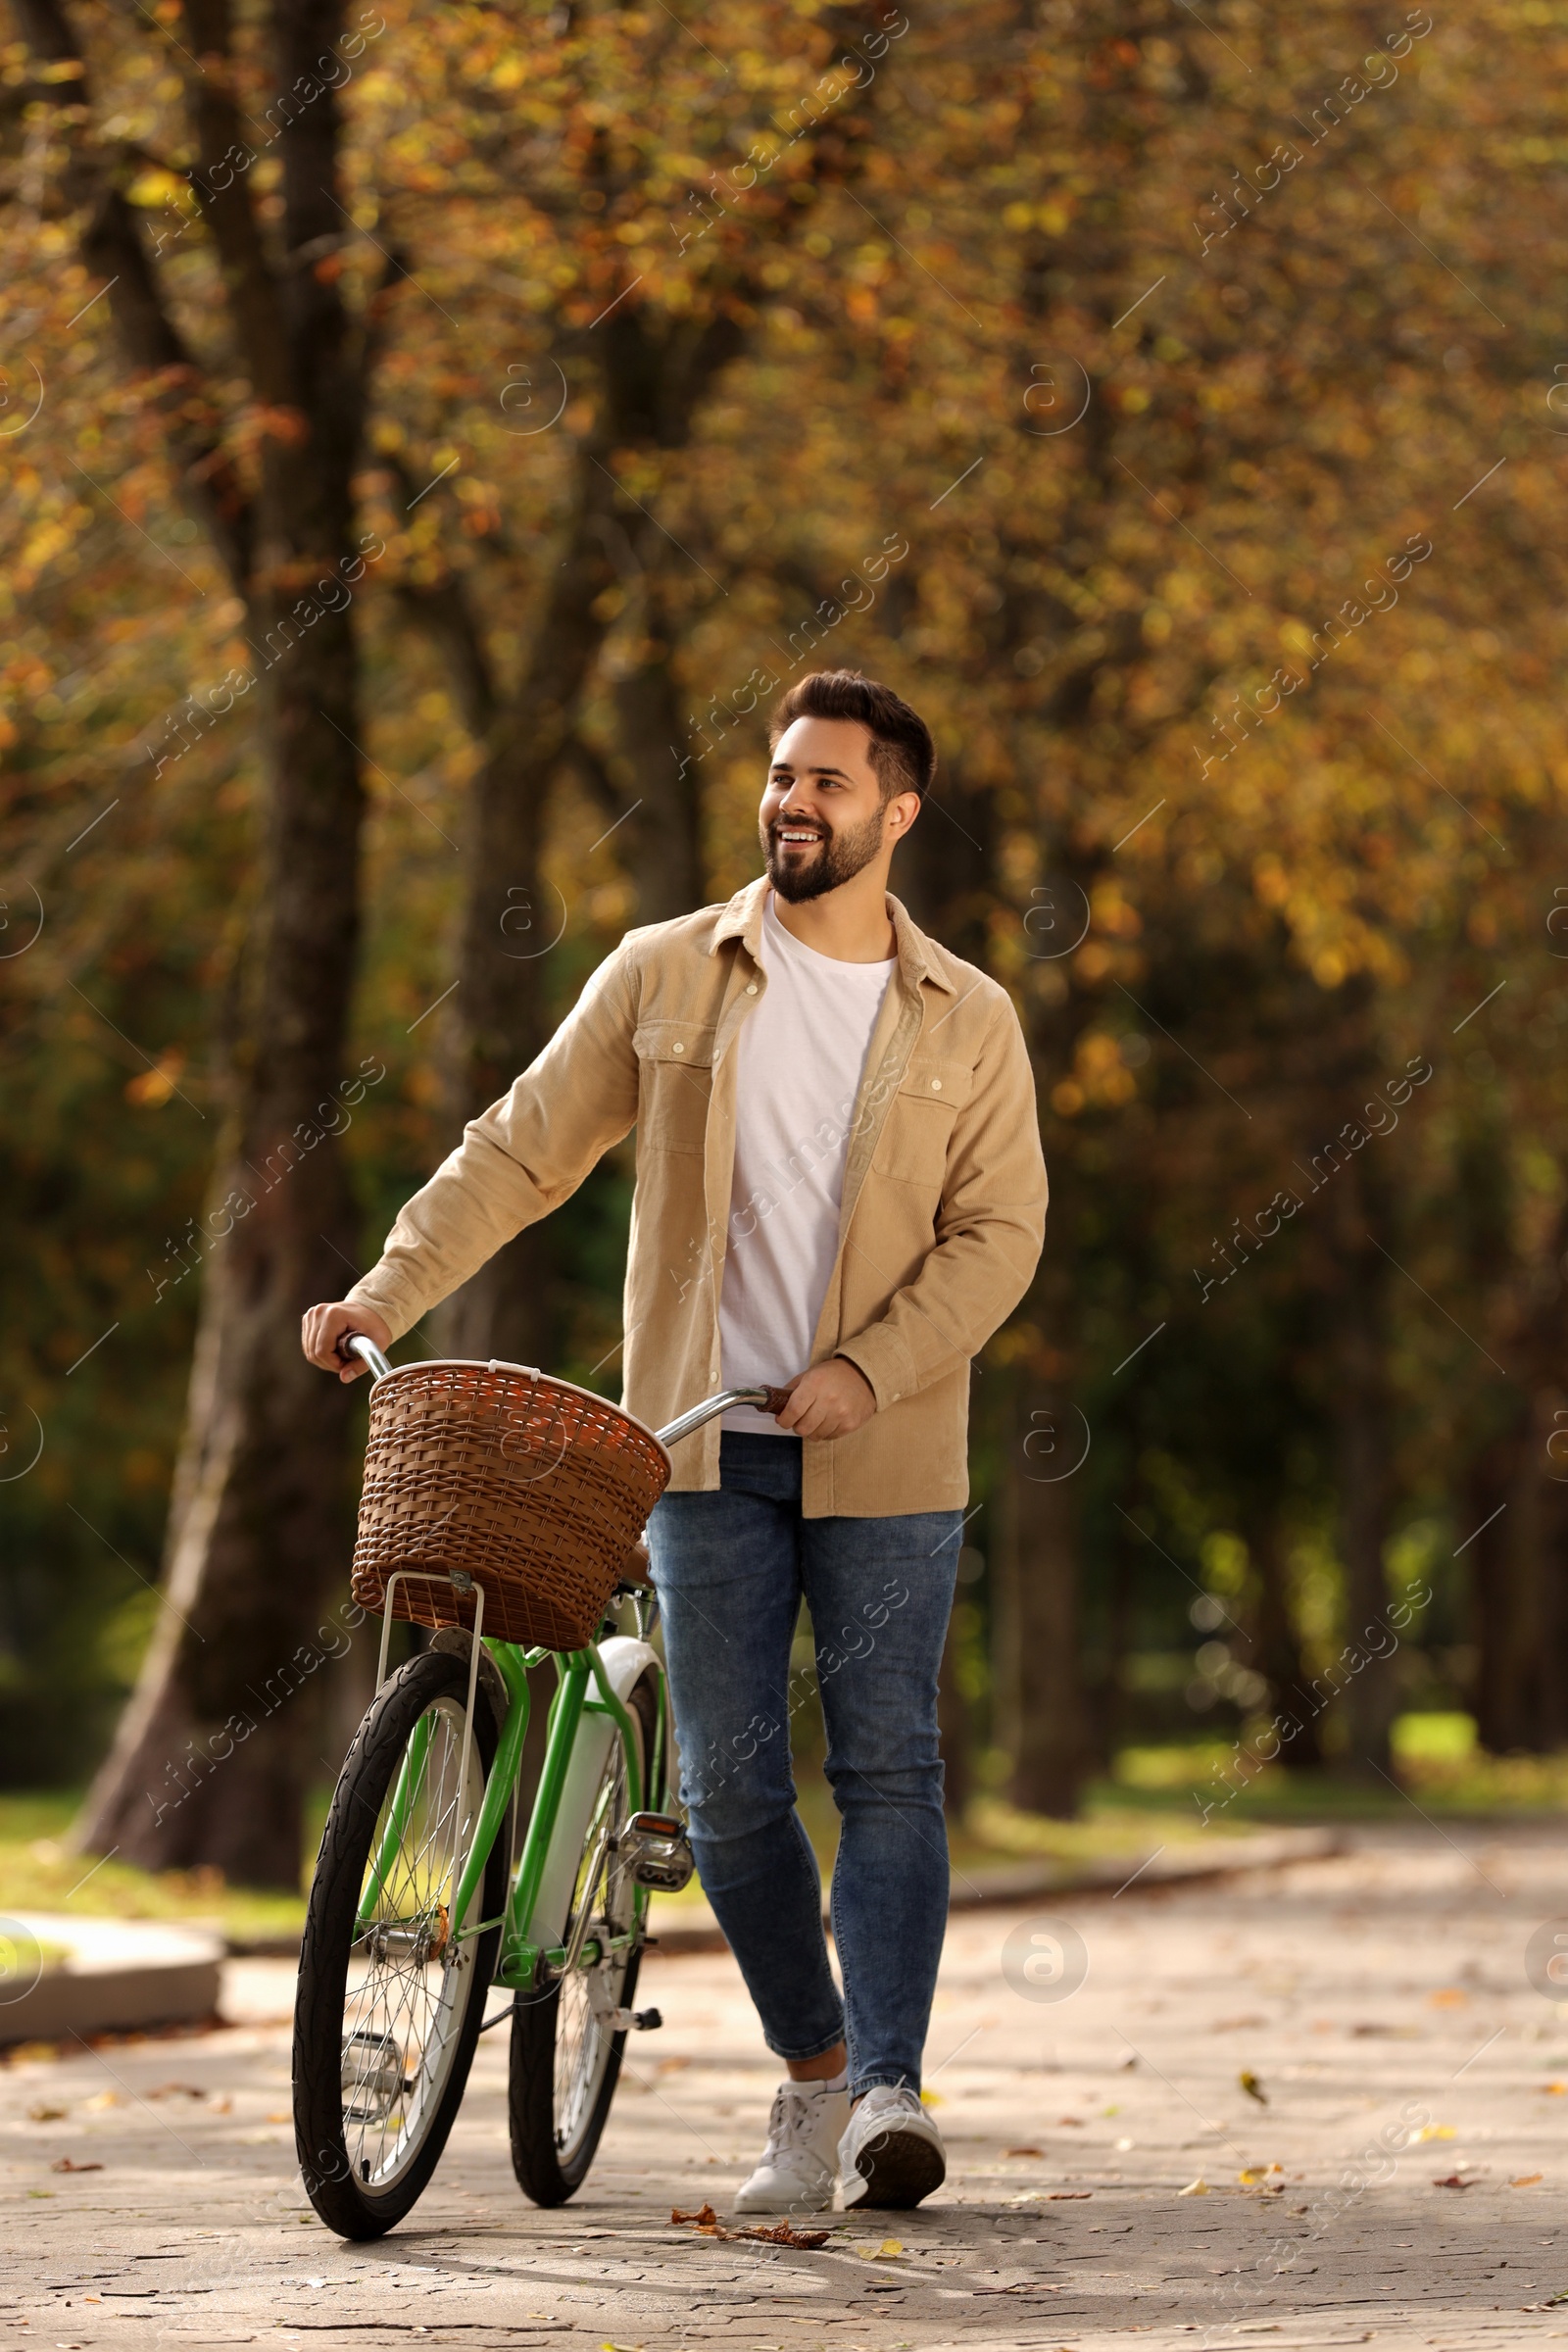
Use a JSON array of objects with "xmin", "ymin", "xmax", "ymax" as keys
[{"xmin": 762, "ymin": 806, "xmax": 887, "ymax": 904}]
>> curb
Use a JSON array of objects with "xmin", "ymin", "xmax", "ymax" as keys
[{"xmin": 0, "ymin": 1913, "xmax": 224, "ymax": 2044}]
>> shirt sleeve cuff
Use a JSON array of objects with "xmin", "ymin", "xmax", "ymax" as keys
[
  {"xmin": 832, "ymin": 1331, "xmax": 915, "ymax": 1412},
  {"xmin": 344, "ymin": 1275, "xmax": 417, "ymax": 1348}
]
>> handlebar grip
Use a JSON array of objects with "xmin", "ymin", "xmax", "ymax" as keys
[
  {"xmin": 334, "ymin": 1329, "xmax": 393, "ymax": 1382},
  {"xmin": 759, "ymin": 1384, "xmax": 793, "ymax": 1418}
]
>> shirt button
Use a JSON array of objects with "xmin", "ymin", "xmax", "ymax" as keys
[
  {"xmin": 672, "ymin": 1041, "xmax": 685, "ymax": 1054},
  {"xmin": 746, "ymin": 984, "xmax": 758, "ymax": 995},
  {"xmin": 930, "ymin": 1078, "xmax": 942, "ymax": 1092}
]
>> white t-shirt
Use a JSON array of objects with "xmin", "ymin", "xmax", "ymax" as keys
[{"xmin": 718, "ymin": 891, "xmax": 896, "ymax": 1435}]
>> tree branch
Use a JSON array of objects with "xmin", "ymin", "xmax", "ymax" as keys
[
  {"xmin": 177, "ymin": 0, "xmax": 294, "ymax": 404},
  {"xmin": 10, "ymin": 0, "xmax": 255, "ymax": 590}
]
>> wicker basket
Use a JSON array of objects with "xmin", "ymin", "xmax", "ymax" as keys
[{"xmin": 350, "ymin": 1359, "xmax": 672, "ymax": 1650}]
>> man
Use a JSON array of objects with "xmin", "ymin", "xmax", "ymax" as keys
[{"xmin": 302, "ymin": 668, "xmax": 1049, "ymax": 2212}]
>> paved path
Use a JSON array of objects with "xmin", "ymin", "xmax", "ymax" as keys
[{"xmin": 7, "ymin": 1822, "xmax": 1568, "ymax": 2350}]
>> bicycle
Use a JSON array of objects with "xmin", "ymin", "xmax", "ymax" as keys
[{"xmin": 292, "ymin": 1332, "xmax": 788, "ymax": 2240}]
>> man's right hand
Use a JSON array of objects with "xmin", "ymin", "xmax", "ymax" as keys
[{"xmin": 301, "ymin": 1301, "xmax": 393, "ymax": 1382}]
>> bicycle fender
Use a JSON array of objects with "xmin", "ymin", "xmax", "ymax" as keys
[{"xmin": 529, "ymin": 1638, "xmax": 661, "ymax": 1948}]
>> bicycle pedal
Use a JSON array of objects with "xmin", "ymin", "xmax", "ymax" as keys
[
  {"xmin": 616, "ymin": 1810, "xmax": 696, "ymax": 1892},
  {"xmin": 603, "ymin": 2005, "xmax": 663, "ymax": 2033}
]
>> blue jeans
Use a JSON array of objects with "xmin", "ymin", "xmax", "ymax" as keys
[{"xmin": 646, "ymin": 1431, "xmax": 961, "ymax": 2099}]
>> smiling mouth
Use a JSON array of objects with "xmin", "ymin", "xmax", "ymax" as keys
[{"xmin": 774, "ymin": 827, "xmax": 825, "ymax": 847}]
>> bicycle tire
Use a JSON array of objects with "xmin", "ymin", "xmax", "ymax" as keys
[
  {"xmin": 293, "ymin": 1646, "xmax": 509, "ymax": 2239},
  {"xmin": 508, "ymin": 1671, "xmax": 659, "ymax": 2206}
]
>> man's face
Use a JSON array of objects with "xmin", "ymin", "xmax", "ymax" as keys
[{"xmin": 759, "ymin": 715, "xmax": 913, "ymax": 904}]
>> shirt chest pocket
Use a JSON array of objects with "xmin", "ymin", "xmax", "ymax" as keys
[
  {"xmin": 633, "ymin": 1022, "xmax": 715, "ymax": 1155},
  {"xmin": 873, "ymin": 1054, "xmax": 975, "ymax": 1190}
]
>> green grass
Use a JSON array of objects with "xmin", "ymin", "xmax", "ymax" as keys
[
  {"xmin": 1102, "ymin": 1713, "xmax": 1568, "ymax": 1821},
  {"xmin": 0, "ymin": 1792, "xmax": 308, "ymax": 1941}
]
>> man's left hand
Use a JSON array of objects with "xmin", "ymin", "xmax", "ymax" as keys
[{"xmin": 772, "ymin": 1357, "xmax": 878, "ymax": 1440}]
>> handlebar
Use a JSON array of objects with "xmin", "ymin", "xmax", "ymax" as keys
[
  {"xmin": 332, "ymin": 1330, "xmax": 790, "ymax": 1446},
  {"xmin": 652, "ymin": 1385, "xmax": 793, "ymax": 1448},
  {"xmin": 338, "ymin": 1331, "xmax": 394, "ymax": 1382}
]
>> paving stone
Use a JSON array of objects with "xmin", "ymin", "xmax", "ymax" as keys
[{"xmin": 7, "ymin": 1822, "xmax": 1568, "ymax": 2348}]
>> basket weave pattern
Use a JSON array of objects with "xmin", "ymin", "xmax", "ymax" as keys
[{"xmin": 350, "ymin": 1360, "xmax": 671, "ymax": 1650}]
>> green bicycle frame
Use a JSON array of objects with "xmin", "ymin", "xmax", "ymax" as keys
[
  {"xmin": 357, "ymin": 1632, "xmax": 666, "ymax": 1988},
  {"xmin": 334, "ymin": 1338, "xmax": 768, "ymax": 1999}
]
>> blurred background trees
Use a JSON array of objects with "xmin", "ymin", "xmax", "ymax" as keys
[{"xmin": 3, "ymin": 0, "xmax": 1566, "ymax": 1884}]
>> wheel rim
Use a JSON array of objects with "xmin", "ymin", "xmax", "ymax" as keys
[
  {"xmin": 552, "ymin": 1729, "xmax": 637, "ymax": 2168},
  {"xmin": 342, "ymin": 1694, "xmax": 485, "ymax": 2196}
]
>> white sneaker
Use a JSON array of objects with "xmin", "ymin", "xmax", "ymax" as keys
[
  {"xmin": 733, "ymin": 2080, "xmax": 851, "ymax": 2215},
  {"xmin": 839, "ymin": 2084, "xmax": 947, "ymax": 2209}
]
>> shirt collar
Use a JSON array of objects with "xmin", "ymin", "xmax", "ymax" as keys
[{"xmin": 708, "ymin": 874, "xmax": 957, "ymax": 995}]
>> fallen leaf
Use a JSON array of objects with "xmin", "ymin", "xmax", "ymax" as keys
[
  {"xmin": 919, "ymin": 2089, "xmax": 943, "ymax": 2107},
  {"xmin": 863, "ymin": 2238, "xmax": 904, "ymax": 2260},
  {"xmin": 1047, "ymin": 2190, "xmax": 1093, "ymax": 2200},
  {"xmin": 1056, "ymin": 2116, "xmax": 1084, "ymax": 2127},
  {"xmin": 734, "ymin": 2221, "xmax": 829, "ymax": 2249},
  {"xmin": 1510, "ymin": 2174, "xmax": 1544, "ymax": 2187},
  {"xmin": 1428, "ymin": 1988, "xmax": 1469, "ymax": 2008},
  {"xmin": 265, "ymin": 2111, "xmax": 291, "ymax": 2124},
  {"xmin": 668, "ymin": 2203, "xmax": 826, "ymax": 2249},
  {"xmin": 1417, "ymin": 2125, "xmax": 1457, "ymax": 2141},
  {"xmin": 1238, "ymin": 2166, "xmax": 1285, "ymax": 2186},
  {"xmin": 50, "ymin": 2158, "xmax": 103, "ymax": 2174},
  {"xmin": 1433, "ymin": 2174, "xmax": 1475, "ymax": 2189},
  {"xmin": 1005, "ymin": 2145, "xmax": 1045, "ymax": 2157},
  {"xmin": 82, "ymin": 2090, "xmax": 123, "ymax": 2112},
  {"xmin": 1178, "ymin": 2178, "xmax": 1209, "ymax": 2196},
  {"xmin": 27, "ymin": 2103, "xmax": 66, "ymax": 2122},
  {"xmin": 1540, "ymin": 2082, "xmax": 1566, "ymax": 2095},
  {"xmin": 1239, "ymin": 2071, "xmax": 1267, "ymax": 2105},
  {"xmin": 147, "ymin": 2082, "xmax": 207, "ymax": 2099}
]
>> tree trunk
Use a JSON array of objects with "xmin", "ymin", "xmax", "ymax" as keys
[
  {"xmin": 1250, "ymin": 1517, "xmax": 1324, "ymax": 1771},
  {"xmin": 431, "ymin": 461, "xmax": 621, "ymax": 1368},
  {"xmin": 1004, "ymin": 1382, "xmax": 1085, "ymax": 1817},
  {"xmin": 77, "ymin": 644, "xmax": 365, "ymax": 1883},
  {"xmin": 1470, "ymin": 1395, "xmax": 1564, "ymax": 1755},
  {"xmin": 1332, "ymin": 1179, "xmax": 1396, "ymax": 1779},
  {"xmin": 70, "ymin": 0, "xmax": 369, "ymax": 1883},
  {"xmin": 610, "ymin": 566, "xmax": 708, "ymax": 924}
]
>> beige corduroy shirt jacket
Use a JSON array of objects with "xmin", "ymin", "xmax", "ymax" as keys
[{"xmin": 346, "ymin": 875, "xmax": 1049, "ymax": 1516}]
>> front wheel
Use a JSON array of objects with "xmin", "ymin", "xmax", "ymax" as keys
[
  {"xmin": 293, "ymin": 1646, "xmax": 509, "ymax": 2239},
  {"xmin": 509, "ymin": 1671, "xmax": 658, "ymax": 2205}
]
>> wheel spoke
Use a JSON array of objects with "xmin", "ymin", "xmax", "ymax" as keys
[
  {"xmin": 338, "ymin": 1693, "xmax": 482, "ymax": 2193},
  {"xmin": 550, "ymin": 1716, "xmax": 638, "ymax": 2163}
]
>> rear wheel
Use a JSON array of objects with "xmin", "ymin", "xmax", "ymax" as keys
[
  {"xmin": 293, "ymin": 1647, "xmax": 508, "ymax": 2238},
  {"xmin": 509, "ymin": 1671, "xmax": 658, "ymax": 2205}
]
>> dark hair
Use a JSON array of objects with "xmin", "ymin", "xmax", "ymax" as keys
[{"xmin": 767, "ymin": 669, "xmax": 937, "ymax": 802}]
